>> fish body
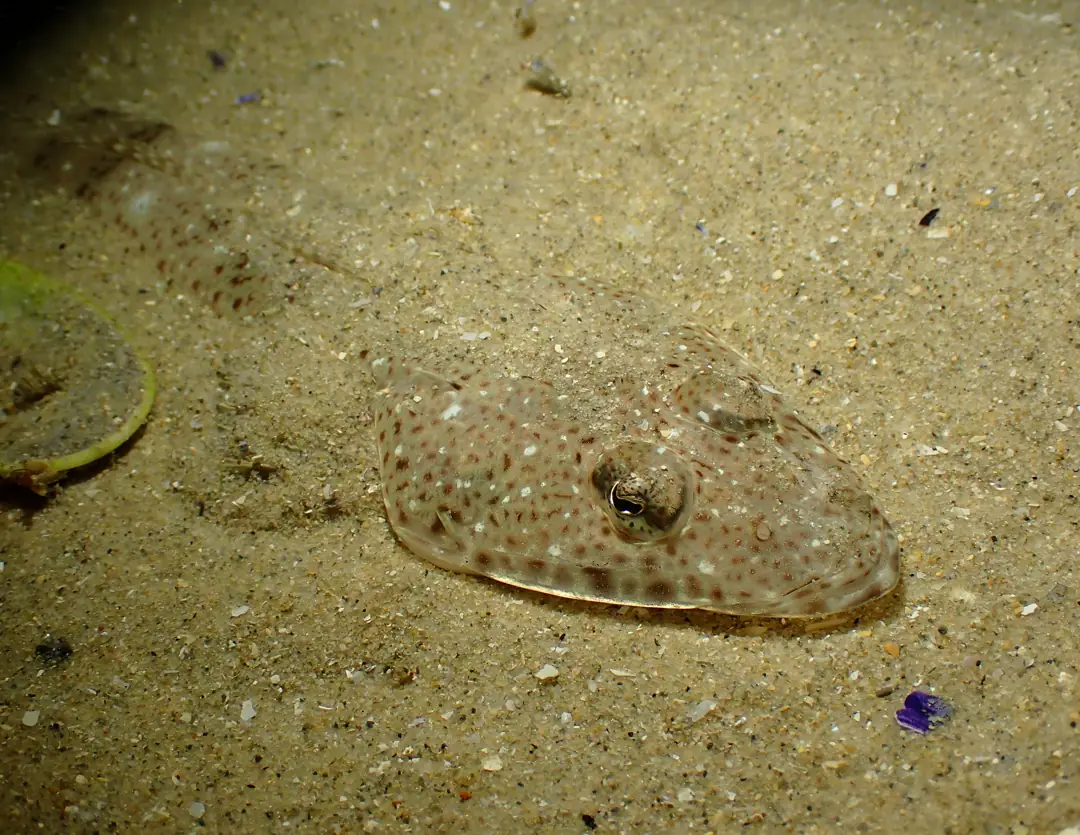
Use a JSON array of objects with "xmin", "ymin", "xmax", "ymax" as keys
[
  {"xmin": 374, "ymin": 279, "xmax": 899, "ymax": 617},
  {"xmin": 23, "ymin": 109, "xmax": 288, "ymax": 315}
]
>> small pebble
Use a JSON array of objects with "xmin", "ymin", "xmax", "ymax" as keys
[
  {"xmin": 231, "ymin": 605, "xmax": 250, "ymax": 618},
  {"xmin": 1020, "ymin": 603, "xmax": 1039, "ymax": 616},
  {"xmin": 535, "ymin": 663, "xmax": 560, "ymax": 680},
  {"xmin": 884, "ymin": 183, "xmax": 898, "ymax": 197},
  {"xmin": 240, "ymin": 699, "xmax": 257, "ymax": 721},
  {"xmin": 687, "ymin": 699, "xmax": 717, "ymax": 723},
  {"xmin": 22, "ymin": 710, "xmax": 40, "ymax": 727},
  {"xmin": 919, "ymin": 208, "xmax": 941, "ymax": 227},
  {"xmin": 482, "ymin": 755, "xmax": 503, "ymax": 772},
  {"xmin": 188, "ymin": 801, "xmax": 206, "ymax": 819}
]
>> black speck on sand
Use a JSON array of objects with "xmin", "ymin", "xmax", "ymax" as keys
[{"xmin": 1, "ymin": 0, "xmax": 1077, "ymax": 831}]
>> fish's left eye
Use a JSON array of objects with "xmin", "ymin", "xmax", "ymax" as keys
[{"xmin": 592, "ymin": 442, "xmax": 691, "ymax": 542}]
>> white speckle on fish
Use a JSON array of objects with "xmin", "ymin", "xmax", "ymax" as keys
[{"xmin": 441, "ymin": 401, "xmax": 463, "ymax": 420}]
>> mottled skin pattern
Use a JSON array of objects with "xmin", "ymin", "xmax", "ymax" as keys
[
  {"xmin": 25, "ymin": 109, "xmax": 285, "ymax": 315},
  {"xmin": 374, "ymin": 279, "xmax": 900, "ymax": 617}
]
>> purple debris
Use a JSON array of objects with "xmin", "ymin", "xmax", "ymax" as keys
[
  {"xmin": 896, "ymin": 690, "xmax": 953, "ymax": 734},
  {"xmin": 235, "ymin": 91, "xmax": 261, "ymax": 105}
]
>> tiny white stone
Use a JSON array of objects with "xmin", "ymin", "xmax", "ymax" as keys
[
  {"xmin": 523, "ymin": 445, "xmax": 537, "ymax": 456},
  {"xmin": 535, "ymin": 664, "xmax": 560, "ymax": 680},
  {"xmin": 687, "ymin": 699, "xmax": 717, "ymax": 723},
  {"xmin": 440, "ymin": 401, "xmax": 463, "ymax": 420},
  {"xmin": 22, "ymin": 710, "xmax": 40, "ymax": 727},
  {"xmin": 240, "ymin": 699, "xmax": 257, "ymax": 721},
  {"xmin": 482, "ymin": 754, "xmax": 503, "ymax": 771},
  {"xmin": 1021, "ymin": 603, "xmax": 1039, "ymax": 616},
  {"xmin": 884, "ymin": 183, "xmax": 898, "ymax": 197},
  {"xmin": 231, "ymin": 605, "xmax": 249, "ymax": 618},
  {"xmin": 188, "ymin": 801, "xmax": 206, "ymax": 819}
]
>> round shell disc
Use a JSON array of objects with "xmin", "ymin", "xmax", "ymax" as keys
[{"xmin": 0, "ymin": 260, "xmax": 156, "ymax": 492}]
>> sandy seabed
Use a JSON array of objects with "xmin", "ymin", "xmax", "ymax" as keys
[{"xmin": 0, "ymin": 0, "xmax": 1078, "ymax": 832}]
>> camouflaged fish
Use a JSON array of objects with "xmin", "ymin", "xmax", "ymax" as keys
[
  {"xmin": 372, "ymin": 277, "xmax": 900, "ymax": 617},
  {"xmin": 13, "ymin": 111, "xmax": 899, "ymax": 616},
  {"xmin": 20, "ymin": 108, "xmax": 361, "ymax": 316}
]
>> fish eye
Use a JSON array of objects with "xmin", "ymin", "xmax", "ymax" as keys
[
  {"xmin": 592, "ymin": 442, "xmax": 691, "ymax": 542},
  {"xmin": 609, "ymin": 481, "xmax": 645, "ymax": 517}
]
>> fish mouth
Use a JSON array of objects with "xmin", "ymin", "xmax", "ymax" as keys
[{"xmin": 771, "ymin": 530, "xmax": 901, "ymax": 617}]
